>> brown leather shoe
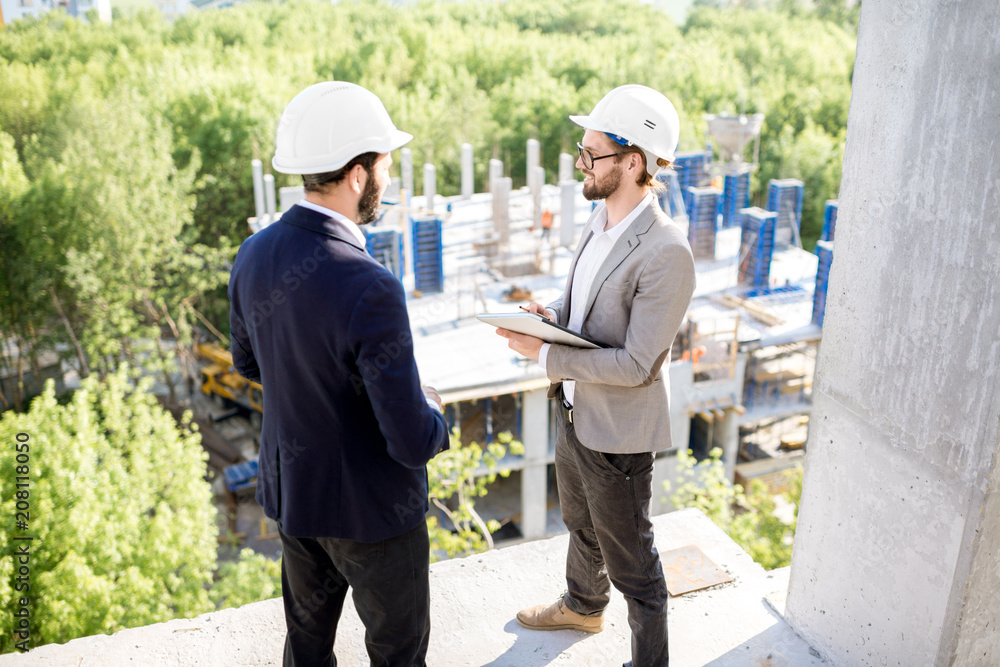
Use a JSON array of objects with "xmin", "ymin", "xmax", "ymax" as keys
[{"xmin": 516, "ymin": 594, "xmax": 604, "ymax": 633}]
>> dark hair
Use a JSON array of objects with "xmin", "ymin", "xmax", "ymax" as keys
[
  {"xmin": 615, "ymin": 147, "xmax": 672, "ymax": 190},
  {"xmin": 302, "ymin": 151, "xmax": 379, "ymax": 194}
]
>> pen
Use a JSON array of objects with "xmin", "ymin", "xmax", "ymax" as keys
[{"xmin": 519, "ymin": 305, "xmax": 531, "ymax": 313}]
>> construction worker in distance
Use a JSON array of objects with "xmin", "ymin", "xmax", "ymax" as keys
[
  {"xmin": 541, "ymin": 207, "xmax": 554, "ymax": 241},
  {"xmin": 228, "ymin": 82, "xmax": 449, "ymax": 667},
  {"xmin": 497, "ymin": 84, "xmax": 696, "ymax": 667}
]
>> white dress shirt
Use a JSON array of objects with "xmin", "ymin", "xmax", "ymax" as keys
[
  {"xmin": 539, "ymin": 193, "xmax": 653, "ymax": 406},
  {"xmin": 295, "ymin": 201, "xmax": 443, "ymax": 415}
]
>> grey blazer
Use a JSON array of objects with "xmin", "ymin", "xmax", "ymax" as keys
[{"xmin": 545, "ymin": 199, "xmax": 696, "ymax": 454}]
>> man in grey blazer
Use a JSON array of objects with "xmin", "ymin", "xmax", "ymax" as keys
[{"xmin": 498, "ymin": 85, "xmax": 696, "ymax": 667}]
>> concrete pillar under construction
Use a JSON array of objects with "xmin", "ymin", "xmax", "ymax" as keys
[
  {"xmin": 520, "ymin": 388, "xmax": 550, "ymax": 540},
  {"xmin": 251, "ymin": 159, "xmax": 266, "ymax": 221},
  {"xmin": 531, "ymin": 166, "xmax": 545, "ymax": 231},
  {"xmin": 386, "ymin": 177, "xmax": 401, "ymax": 202},
  {"xmin": 559, "ymin": 181, "xmax": 576, "ymax": 248},
  {"xmin": 401, "ymin": 148, "xmax": 414, "ymax": 197},
  {"xmin": 423, "ymin": 163, "xmax": 436, "ymax": 213},
  {"xmin": 784, "ymin": 3, "xmax": 1000, "ymax": 666},
  {"xmin": 492, "ymin": 177, "xmax": 512, "ymax": 245},
  {"xmin": 263, "ymin": 174, "xmax": 277, "ymax": 221},
  {"xmin": 488, "ymin": 158, "xmax": 503, "ymax": 194},
  {"xmin": 461, "ymin": 143, "xmax": 474, "ymax": 199},
  {"xmin": 279, "ymin": 186, "xmax": 304, "ymax": 212},
  {"xmin": 559, "ymin": 152, "xmax": 575, "ymax": 184},
  {"xmin": 527, "ymin": 139, "xmax": 540, "ymax": 191}
]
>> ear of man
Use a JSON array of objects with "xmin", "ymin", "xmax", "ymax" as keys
[{"xmin": 348, "ymin": 162, "xmax": 368, "ymax": 195}]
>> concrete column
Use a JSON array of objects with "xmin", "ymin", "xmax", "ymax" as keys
[
  {"xmin": 531, "ymin": 166, "xmax": 545, "ymax": 231},
  {"xmin": 461, "ymin": 143, "xmax": 474, "ymax": 199},
  {"xmin": 423, "ymin": 163, "xmax": 436, "ymax": 213},
  {"xmin": 785, "ymin": 4, "xmax": 1000, "ymax": 667},
  {"xmin": 263, "ymin": 174, "xmax": 276, "ymax": 221},
  {"xmin": 718, "ymin": 410, "xmax": 739, "ymax": 484},
  {"xmin": 279, "ymin": 186, "xmax": 305, "ymax": 212},
  {"xmin": 251, "ymin": 159, "xmax": 266, "ymax": 220},
  {"xmin": 526, "ymin": 139, "xmax": 540, "ymax": 191},
  {"xmin": 559, "ymin": 152, "xmax": 575, "ymax": 184},
  {"xmin": 400, "ymin": 206, "xmax": 414, "ymax": 286},
  {"xmin": 492, "ymin": 177, "xmax": 511, "ymax": 245},
  {"xmin": 559, "ymin": 181, "xmax": 576, "ymax": 247},
  {"xmin": 520, "ymin": 388, "xmax": 550, "ymax": 540},
  {"xmin": 385, "ymin": 177, "xmax": 401, "ymax": 202},
  {"xmin": 488, "ymin": 158, "xmax": 503, "ymax": 194},
  {"xmin": 401, "ymin": 148, "xmax": 414, "ymax": 196}
]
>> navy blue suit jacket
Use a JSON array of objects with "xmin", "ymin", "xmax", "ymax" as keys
[{"xmin": 228, "ymin": 204, "xmax": 448, "ymax": 541}]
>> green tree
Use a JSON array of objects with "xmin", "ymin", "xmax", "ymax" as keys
[
  {"xmin": 0, "ymin": 370, "xmax": 284, "ymax": 653},
  {"xmin": 426, "ymin": 430, "xmax": 524, "ymax": 561},
  {"xmin": 665, "ymin": 447, "xmax": 802, "ymax": 570},
  {"xmin": 0, "ymin": 369, "xmax": 216, "ymax": 651},
  {"xmin": 209, "ymin": 549, "xmax": 282, "ymax": 611}
]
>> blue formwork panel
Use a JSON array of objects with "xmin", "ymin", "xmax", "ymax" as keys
[
  {"xmin": 411, "ymin": 217, "xmax": 444, "ymax": 294},
  {"xmin": 224, "ymin": 460, "xmax": 258, "ymax": 493},
  {"xmin": 766, "ymin": 179, "xmax": 804, "ymax": 248},
  {"xmin": 812, "ymin": 241, "xmax": 834, "ymax": 326},
  {"xmin": 685, "ymin": 186, "xmax": 721, "ymax": 260},
  {"xmin": 738, "ymin": 207, "xmax": 777, "ymax": 289},
  {"xmin": 364, "ymin": 228, "xmax": 404, "ymax": 282},
  {"xmin": 656, "ymin": 169, "xmax": 687, "ymax": 220},
  {"xmin": 673, "ymin": 150, "xmax": 712, "ymax": 190},
  {"xmin": 722, "ymin": 170, "xmax": 752, "ymax": 228},
  {"xmin": 821, "ymin": 200, "xmax": 838, "ymax": 242}
]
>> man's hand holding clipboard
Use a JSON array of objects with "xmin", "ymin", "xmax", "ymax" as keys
[
  {"xmin": 479, "ymin": 302, "xmax": 607, "ymax": 359},
  {"xmin": 494, "ymin": 303, "xmax": 552, "ymax": 360}
]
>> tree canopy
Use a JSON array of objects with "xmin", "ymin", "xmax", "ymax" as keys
[
  {"xmin": 0, "ymin": 1, "xmax": 855, "ymax": 393},
  {"xmin": 0, "ymin": 369, "xmax": 281, "ymax": 653}
]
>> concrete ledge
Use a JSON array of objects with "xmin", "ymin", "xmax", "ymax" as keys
[{"xmin": 1, "ymin": 509, "xmax": 824, "ymax": 666}]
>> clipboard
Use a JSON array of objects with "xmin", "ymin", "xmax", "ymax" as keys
[{"xmin": 476, "ymin": 313, "xmax": 608, "ymax": 349}]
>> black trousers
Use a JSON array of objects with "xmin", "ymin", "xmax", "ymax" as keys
[
  {"xmin": 278, "ymin": 522, "xmax": 431, "ymax": 667},
  {"xmin": 555, "ymin": 404, "xmax": 670, "ymax": 667}
]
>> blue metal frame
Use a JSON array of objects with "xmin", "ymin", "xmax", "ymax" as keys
[
  {"xmin": 364, "ymin": 228, "xmax": 404, "ymax": 281},
  {"xmin": 821, "ymin": 200, "xmax": 838, "ymax": 243},
  {"xmin": 766, "ymin": 179, "xmax": 804, "ymax": 247},
  {"xmin": 411, "ymin": 217, "xmax": 444, "ymax": 294},
  {"xmin": 738, "ymin": 208, "xmax": 777, "ymax": 289}
]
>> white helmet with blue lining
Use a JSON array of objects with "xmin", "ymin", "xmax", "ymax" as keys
[
  {"xmin": 569, "ymin": 84, "xmax": 680, "ymax": 176},
  {"xmin": 272, "ymin": 82, "xmax": 412, "ymax": 175}
]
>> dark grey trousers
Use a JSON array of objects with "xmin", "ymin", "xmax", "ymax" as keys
[
  {"xmin": 555, "ymin": 405, "xmax": 670, "ymax": 667},
  {"xmin": 278, "ymin": 522, "xmax": 431, "ymax": 667}
]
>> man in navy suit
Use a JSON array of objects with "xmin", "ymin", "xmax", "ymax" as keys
[{"xmin": 229, "ymin": 82, "xmax": 449, "ymax": 667}]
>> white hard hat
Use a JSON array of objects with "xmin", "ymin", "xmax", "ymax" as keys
[
  {"xmin": 272, "ymin": 81, "xmax": 413, "ymax": 175},
  {"xmin": 570, "ymin": 84, "xmax": 680, "ymax": 175}
]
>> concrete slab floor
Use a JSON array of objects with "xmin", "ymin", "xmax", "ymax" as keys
[{"xmin": 2, "ymin": 509, "xmax": 826, "ymax": 667}]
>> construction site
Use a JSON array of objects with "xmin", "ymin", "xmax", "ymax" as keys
[
  {"xmin": 12, "ymin": 4, "xmax": 998, "ymax": 664},
  {"xmin": 171, "ymin": 110, "xmax": 836, "ymax": 553}
]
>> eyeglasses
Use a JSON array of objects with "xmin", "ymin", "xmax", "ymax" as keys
[{"xmin": 576, "ymin": 142, "xmax": 626, "ymax": 170}]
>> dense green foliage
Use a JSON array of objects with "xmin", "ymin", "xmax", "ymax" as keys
[
  {"xmin": 0, "ymin": 1, "xmax": 855, "ymax": 402},
  {"xmin": 427, "ymin": 430, "xmax": 523, "ymax": 561},
  {"xmin": 666, "ymin": 447, "xmax": 802, "ymax": 570},
  {"xmin": 0, "ymin": 369, "xmax": 279, "ymax": 653}
]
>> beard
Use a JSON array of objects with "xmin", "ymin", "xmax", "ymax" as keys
[
  {"xmin": 356, "ymin": 169, "xmax": 383, "ymax": 225},
  {"xmin": 581, "ymin": 163, "xmax": 623, "ymax": 201}
]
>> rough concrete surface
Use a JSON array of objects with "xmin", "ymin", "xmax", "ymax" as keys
[
  {"xmin": 785, "ymin": 1, "xmax": 1000, "ymax": 666},
  {"xmin": 2, "ymin": 510, "xmax": 823, "ymax": 667}
]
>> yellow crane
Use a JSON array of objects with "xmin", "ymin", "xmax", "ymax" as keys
[{"xmin": 196, "ymin": 342, "xmax": 263, "ymax": 422}]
